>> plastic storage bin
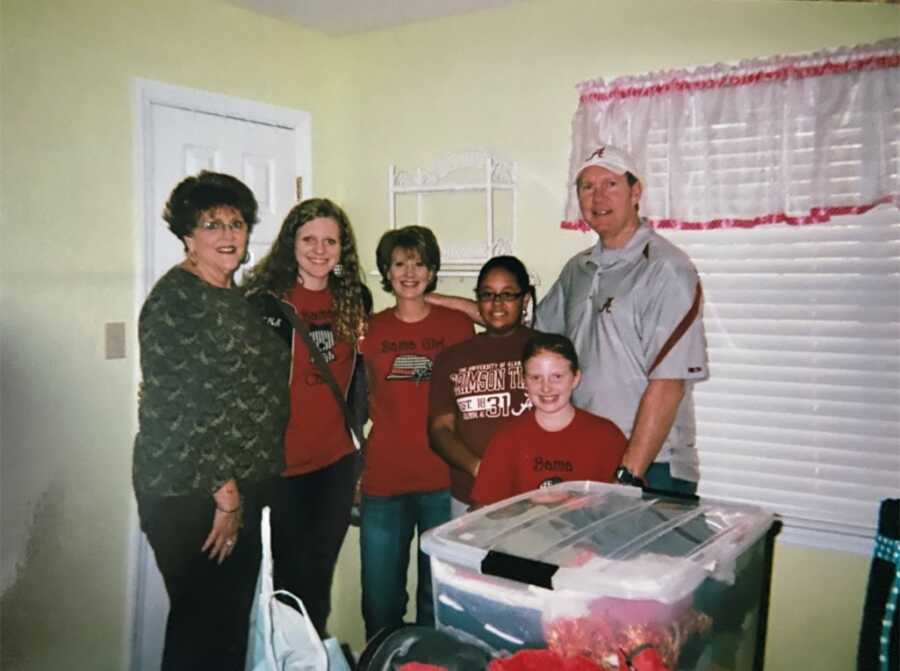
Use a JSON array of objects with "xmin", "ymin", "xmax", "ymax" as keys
[{"xmin": 421, "ymin": 481, "xmax": 778, "ymax": 671}]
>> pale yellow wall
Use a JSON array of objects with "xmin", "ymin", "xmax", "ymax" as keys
[
  {"xmin": 1, "ymin": 0, "xmax": 895, "ymax": 669},
  {"xmin": 335, "ymin": 0, "xmax": 900, "ymax": 308},
  {"xmin": 766, "ymin": 543, "xmax": 871, "ymax": 671},
  {"xmin": 328, "ymin": 0, "xmax": 896, "ymax": 666},
  {"xmin": 0, "ymin": 1, "xmax": 349, "ymax": 668}
]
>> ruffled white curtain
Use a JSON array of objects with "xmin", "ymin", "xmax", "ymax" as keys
[{"xmin": 562, "ymin": 39, "xmax": 900, "ymax": 231}]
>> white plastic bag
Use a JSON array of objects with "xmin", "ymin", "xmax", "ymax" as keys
[
  {"xmin": 324, "ymin": 638, "xmax": 352, "ymax": 671},
  {"xmin": 246, "ymin": 507, "xmax": 328, "ymax": 671}
]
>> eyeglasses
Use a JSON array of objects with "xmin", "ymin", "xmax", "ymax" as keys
[
  {"xmin": 475, "ymin": 290, "xmax": 525, "ymax": 303},
  {"xmin": 198, "ymin": 218, "xmax": 247, "ymax": 233}
]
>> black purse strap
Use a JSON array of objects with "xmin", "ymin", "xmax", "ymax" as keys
[{"xmin": 277, "ymin": 301, "xmax": 365, "ymax": 451}]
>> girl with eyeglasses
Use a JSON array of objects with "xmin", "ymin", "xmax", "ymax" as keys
[{"xmin": 428, "ymin": 255, "xmax": 540, "ymax": 517}]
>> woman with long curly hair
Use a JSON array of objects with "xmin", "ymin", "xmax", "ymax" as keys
[{"xmin": 243, "ymin": 197, "xmax": 369, "ymax": 637}]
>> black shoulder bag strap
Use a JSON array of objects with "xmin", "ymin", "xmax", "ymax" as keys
[{"xmin": 276, "ymin": 301, "xmax": 366, "ymax": 453}]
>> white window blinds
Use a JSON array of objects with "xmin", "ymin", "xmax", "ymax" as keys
[
  {"xmin": 565, "ymin": 40, "xmax": 900, "ymax": 551},
  {"xmin": 661, "ymin": 206, "xmax": 900, "ymax": 551}
]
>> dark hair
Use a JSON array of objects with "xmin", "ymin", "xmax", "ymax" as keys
[
  {"xmin": 375, "ymin": 226, "xmax": 440, "ymax": 294},
  {"xmin": 163, "ymin": 171, "xmax": 258, "ymax": 249},
  {"xmin": 242, "ymin": 198, "xmax": 366, "ymax": 343},
  {"xmin": 522, "ymin": 333, "xmax": 580, "ymax": 374},
  {"xmin": 475, "ymin": 255, "xmax": 537, "ymax": 326}
]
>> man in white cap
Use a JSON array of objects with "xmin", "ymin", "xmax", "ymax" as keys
[{"xmin": 535, "ymin": 144, "xmax": 708, "ymax": 494}]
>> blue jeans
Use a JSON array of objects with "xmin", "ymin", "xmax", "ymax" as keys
[
  {"xmin": 359, "ymin": 490, "xmax": 451, "ymax": 640},
  {"xmin": 644, "ymin": 462, "xmax": 698, "ymax": 496}
]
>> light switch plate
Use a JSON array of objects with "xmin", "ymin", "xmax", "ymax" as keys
[{"xmin": 105, "ymin": 322, "xmax": 126, "ymax": 360}]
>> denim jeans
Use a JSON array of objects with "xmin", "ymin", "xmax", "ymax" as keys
[
  {"xmin": 644, "ymin": 462, "xmax": 698, "ymax": 496},
  {"xmin": 359, "ymin": 489, "xmax": 451, "ymax": 640}
]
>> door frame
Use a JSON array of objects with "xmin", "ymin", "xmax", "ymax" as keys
[{"xmin": 125, "ymin": 78, "xmax": 312, "ymax": 670}]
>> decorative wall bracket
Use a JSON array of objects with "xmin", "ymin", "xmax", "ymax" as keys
[{"xmin": 388, "ymin": 151, "xmax": 518, "ymax": 277}]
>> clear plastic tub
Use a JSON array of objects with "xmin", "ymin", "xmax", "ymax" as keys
[{"xmin": 421, "ymin": 481, "xmax": 778, "ymax": 670}]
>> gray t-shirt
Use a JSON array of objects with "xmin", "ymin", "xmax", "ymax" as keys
[{"xmin": 536, "ymin": 223, "xmax": 708, "ymax": 481}]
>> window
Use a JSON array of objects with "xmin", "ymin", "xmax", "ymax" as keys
[
  {"xmin": 662, "ymin": 206, "xmax": 900, "ymax": 553},
  {"xmin": 565, "ymin": 39, "xmax": 900, "ymax": 552}
]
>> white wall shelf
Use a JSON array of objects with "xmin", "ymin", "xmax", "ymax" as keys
[{"xmin": 387, "ymin": 150, "xmax": 518, "ymax": 278}]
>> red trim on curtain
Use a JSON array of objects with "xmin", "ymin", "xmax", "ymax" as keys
[
  {"xmin": 579, "ymin": 53, "xmax": 900, "ymax": 105},
  {"xmin": 560, "ymin": 197, "xmax": 899, "ymax": 232},
  {"xmin": 564, "ymin": 39, "xmax": 899, "ymax": 234}
]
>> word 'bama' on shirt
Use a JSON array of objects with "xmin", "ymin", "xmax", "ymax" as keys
[
  {"xmin": 450, "ymin": 360, "xmax": 525, "ymax": 396},
  {"xmin": 380, "ymin": 337, "xmax": 446, "ymax": 353},
  {"xmin": 533, "ymin": 457, "xmax": 574, "ymax": 472}
]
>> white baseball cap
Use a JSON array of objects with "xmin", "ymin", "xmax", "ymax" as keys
[{"xmin": 576, "ymin": 144, "xmax": 640, "ymax": 183}]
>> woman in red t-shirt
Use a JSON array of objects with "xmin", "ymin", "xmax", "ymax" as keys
[
  {"xmin": 471, "ymin": 333, "xmax": 627, "ymax": 506},
  {"xmin": 359, "ymin": 226, "xmax": 473, "ymax": 640},
  {"xmin": 243, "ymin": 198, "xmax": 368, "ymax": 636}
]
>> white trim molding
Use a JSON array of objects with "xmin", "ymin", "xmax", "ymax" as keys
[{"xmin": 126, "ymin": 78, "xmax": 312, "ymax": 671}]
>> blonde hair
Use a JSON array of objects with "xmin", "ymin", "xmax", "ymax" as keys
[{"xmin": 242, "ymin": 198, "xmax": 366, "ymax": 343}]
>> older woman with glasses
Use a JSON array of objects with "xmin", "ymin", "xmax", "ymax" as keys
[{"xmin": 133, "ymin": 171, "xmax": 290, "ymax": 670}]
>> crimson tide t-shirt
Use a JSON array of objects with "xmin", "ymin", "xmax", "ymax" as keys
[
  {"xmin": 471, "ymin": 408, "xmax": 627, "ymax": 506},
  {"xmin": 360, "ymin": 305, "xmax": 474, "ymax": 496},
  {"xmin": 283, "ymin": 285, "xmax": 355, "ymax": 476},
  {"xmin": 428, "ymin": 327, "xmax": 537, "ymax": 502}
]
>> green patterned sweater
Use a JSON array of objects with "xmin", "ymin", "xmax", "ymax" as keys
[{"xmin": 133, "ymin": 266, "xmax": 290, "ymax": 497}]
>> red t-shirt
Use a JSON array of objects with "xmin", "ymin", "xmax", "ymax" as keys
[
  {"xmin": 360, "ymin": 305, "xmax": 474, "ymax": 496},
  {"xmin": 283, "ymin": 285, "xmax": 355, "ymax": 476},
  {"xmin": 429, "ymin": 327, "xmax": 537, "ymax": 502},
  {"xmin": 471, "ymin": 408, "xmax": 627, "ymax": 506}
]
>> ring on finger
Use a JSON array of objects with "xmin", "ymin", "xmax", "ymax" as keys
[{"xmin": 225, "ymin": 539, "xmax": 235, "ymax": 547}]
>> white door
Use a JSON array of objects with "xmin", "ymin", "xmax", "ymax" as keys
[
  {"xmin": 131, "ymin": 82, "xmax": 310, "ymax": 671},
  {"xmin": 148, "ymin": 103, "xmax": 300, "ymax": 285}
]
